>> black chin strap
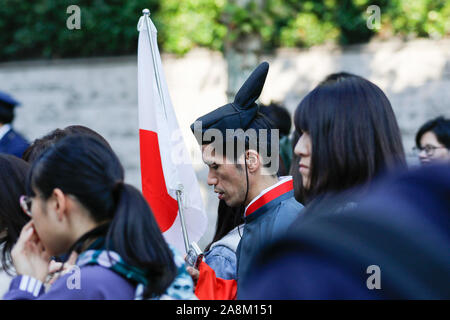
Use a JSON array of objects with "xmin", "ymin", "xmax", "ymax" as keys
[{"xmin": 238, "ymin": 154, "xmax": 250, "ymax": 239}]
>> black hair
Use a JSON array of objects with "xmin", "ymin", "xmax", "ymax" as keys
[
  {"xmin": 289, "ymin": 130, "xmax": 305, "ymax": 204},
  {"xmin": 294, "ymin": 72, "xmax": 406, "ymax": 203},
  {"xmin": 0, "ymin": 154, "xmax": 30, "ymax": 274},
  {"xmin": 23, "ymin": 125, "xmax": 111, "ymax": 163},
  {"xmin": 28, "ymin": 135, "xmax": 177, "ymax": 298},
  {"xmin": 204, "ymin": 200, "xmax": 244, "ymax": 252},
  {"xmin": 415, "ymin": 116, "xmax": 450, "ymax": 149},
  {"xmin": 259, "ymin": 102, "xmax": 292, "ymax": 137},
  {"xmin": 22, "ymin": 128, "xmax": 68, "ymax": 163},
  {"xmin": 260, "ymin": 102, "xmax": 293, "ymax": 176},
  {"xmin": 63, "ymin": 125, "xmax": 112, "ymax": 150}
]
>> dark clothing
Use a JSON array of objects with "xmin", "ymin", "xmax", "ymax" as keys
[
  {"xmin": 0, "ymin": 128, "xmax": 29, "ymax": 158},
  {"xmin": 190, "ymin": 62, "xmax": 269, "ymax": 138},
  {"xmin": 4, "ymin": 237, "xmax": 196, "ymax": 300},
  {"xmin": 4, "ymin": 267, "xmax": 136, "ymax": 300},
  {"xmin": 239, "ymin": 165, "xmax": 450, "ymax": 299},
  {"xmin": 236, "ymin": 178, "xmax": 303, "ymax": 298}
]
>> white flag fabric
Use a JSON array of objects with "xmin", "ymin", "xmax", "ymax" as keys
[{"xmin": 137, "ymin": 14, "xmax": 207, "ymax": 253}]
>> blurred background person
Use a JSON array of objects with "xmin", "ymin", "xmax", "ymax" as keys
[
  {"xmin": 0, "ymin": 92, "xmax": 29, "ymax": 158},
  {"xmin": 414, "ymin": 116, "xmax": 450, "ymax": 165},
  {"xmin": 293, "ymin": 72, "xmax": 407, "ymax": 210},
  {"xmin": 259, "ymin": 102, "xmax": 293, "ymax": 177},
  {"xmin": 202, "ymin": 200, "xmax": 244, "ymax": 280},
  {"xmin": 0, "ymin": 154, "xmax": 30, "ymax": 297}
]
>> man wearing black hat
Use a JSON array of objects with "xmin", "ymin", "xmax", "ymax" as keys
[
  {"xmin": 0, "ymin": 92, "xmax": 29, "ymax": 158},
  {"xmin": 190, "ymin": 62, "xmax": 304, "ymax": 299}
]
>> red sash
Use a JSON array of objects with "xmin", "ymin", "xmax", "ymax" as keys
[{"xmin": 195, "ymin": 261, "xmax": 237, "ymax": 300}]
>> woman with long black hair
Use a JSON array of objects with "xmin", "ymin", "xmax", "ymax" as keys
[
  {"xmin": 293, "ymin": 72, "xmax": 407, "ymax": 208},
  {"xmin": 3, "ymin": 135, "xmax": 195, "ymax": 300},
  {"xmin": 0, "ymin": 154, "xmax": 30, "ymax": 297}
]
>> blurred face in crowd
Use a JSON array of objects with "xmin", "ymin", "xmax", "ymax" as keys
[
  {"xmin": 294, "ymin": 132, "xmax": 312, "ymax": 190},
  {"xmin": 418, "ymin": 131, "xmax": 450, "ymax": 165},
  {"xmin": 202, "ymin": 144, "xmax": 248, "ymax": 208}
]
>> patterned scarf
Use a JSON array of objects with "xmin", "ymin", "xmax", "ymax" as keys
[{"xmin": 76, "ymin": 238, "xmax": 196, "ymax": 300}]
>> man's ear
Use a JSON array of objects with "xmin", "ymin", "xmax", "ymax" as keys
[
  {"xmin": 52, "ymin": 188, "xmax": 67, "ymax": 222},
  {"xmin": 246, "ymin": 149, "xmax": 260, "ymax": 173}
]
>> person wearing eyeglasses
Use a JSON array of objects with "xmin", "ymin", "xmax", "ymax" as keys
[{"xmin": 414, "ymin": 116, "xmax": 450, "ymax": 165}]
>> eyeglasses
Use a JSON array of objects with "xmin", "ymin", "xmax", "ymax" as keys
[
  {"xmin": 412, "ymin": 145, "xmax": 447, "ymax": 157},
  {"xmin": 20, "ymin": 195, "xmax": 32, "ymax": 217}
]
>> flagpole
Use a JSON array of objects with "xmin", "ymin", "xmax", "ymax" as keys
[
  {"xmin": 142, "ymin": 8, "xmax": 190, "ymax": 254},
  {"xmin": 176, "ymin": 187, "xmax": 191, "ymax": 253},
  {"xmin": 142, "ymin": 9, "xmax": 168, "ymax": 120}
]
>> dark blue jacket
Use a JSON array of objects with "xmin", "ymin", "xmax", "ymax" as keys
[
  {"xmin": 239, "ymin": 165, "xmax": 450, "ymax": 299},
  {"xmin": 236, "ymin": 178, "xmax": 304, "ymax": 297},
  {"xmin": 0, "ymin": 128, "xmax": 29, "ymax": 158}
]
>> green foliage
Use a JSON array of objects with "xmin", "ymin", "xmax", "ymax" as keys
[
  {"xmin": 0, "ymin": 0, "xmax": 449, "ymax": 61},
  {"xmin": 280, "ymin": 13, "xmax": 339, "ymax": 47},
  {"xmin": 0, "ymin": 0, "xmax": 162, "ymax": 60},
  {"xmin": 156, "ymin": 0, "xmax": 226, "ymax": 55},
  {"xmin": 384, "ymin": 0, "xmax": 450, "ymax": 38}
]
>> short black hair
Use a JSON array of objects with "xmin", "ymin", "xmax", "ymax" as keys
[
  {"xmin": 415, "ymin": 116, "xmax": 450, "ymax": 149},
  {"xmin": 259, "ymin": 102, "xmax": 292, "ymax": 137}
]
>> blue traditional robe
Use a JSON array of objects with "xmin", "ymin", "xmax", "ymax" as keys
[{"xmin": 236, "ymin": 176, "xmax": 303, "ymax": 297}]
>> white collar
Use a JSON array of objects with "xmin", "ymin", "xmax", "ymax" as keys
[
  {"xmin": 244, "ymin": 176, "xmax": 293, "ymax": 214},
  {"xmin": 0, "ymin": 124, "xmax": 12, "ymax": 141}
]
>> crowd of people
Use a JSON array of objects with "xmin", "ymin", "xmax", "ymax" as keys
[{"xmin": 0, "ymin": 61, "xmax": 449, "ymax": 300}]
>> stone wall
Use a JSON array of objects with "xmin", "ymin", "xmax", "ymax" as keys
[{"xmin": 1, "ymin": 39, "xmax": 449, "ymax": 248}]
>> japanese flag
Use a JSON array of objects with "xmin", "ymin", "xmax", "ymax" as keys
[{"xmin": 137, "ymin": 13, "xmax": 207, "ymax": 253}]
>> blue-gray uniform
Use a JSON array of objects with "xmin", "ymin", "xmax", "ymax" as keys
[
  {"xmin": 236, "ymin": 177, "xmax": 303, "ymax": 297},
  {"xmin": 0, "ymin": 125, "xmax": 29, "ymax": 158}
]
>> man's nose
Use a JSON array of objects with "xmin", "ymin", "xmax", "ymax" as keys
[{"xmin": 207, "ymin": 170, "xmax": 218, "ymax": 186}]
